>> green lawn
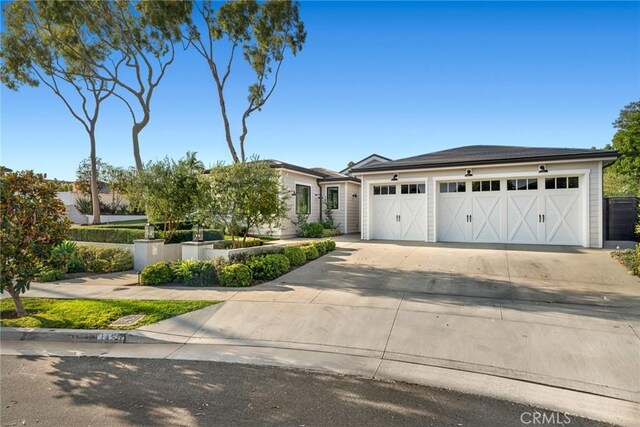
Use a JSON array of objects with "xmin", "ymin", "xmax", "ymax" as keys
[{"xmin": 0, "ymin": 298, "xmax": 219, "ymax": 329}]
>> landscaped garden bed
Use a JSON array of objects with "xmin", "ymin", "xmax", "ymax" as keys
[
  {"xmin": 612, "ymin": 244, "xmax": 640, "ymax": 277},
  {"xmin": 35, "ymin": 242, "xmax": 134, "ymax": 282},
  {"xmin": 0, "ymin": 298, "xmax": 220, "ymax": 329},
  {"xmin": 140, "ymin": 239, "xmax": 337, "ymax": 287}
]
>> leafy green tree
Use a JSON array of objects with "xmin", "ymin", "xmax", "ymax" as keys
[
  {"xmin": 0, "ymin": 1, "xmax": 117, "ymax": 224},
  {"xmin": 186, "ymin": 0, "xmax": 306, "ymax": 162},
  {"xmin": 606, "ymin": 100, "xmax": 640, "ymax": 180},
  {"xmin": 129, "ymin": 152, "xmax": 205, "ymax": 239},
  {"xmin": 1, "ymin": 170, "xmax": 71, "ymax": 317},
  {"xmin": 603, "ymin": 169, "xmax": 640, "ymax": 197},
  {"xmin": 201, "ymin": 159, "xmax": 289, "ymax": 245}
]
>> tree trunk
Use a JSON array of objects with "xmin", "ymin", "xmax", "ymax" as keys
[
  {"xmin": 132, "ymin": 124, "xmax": 144, "ymax": 172},
  {"xmin": 6, "ymin": 286, "xmax": 27, "ymax": 318},
  {"xmin": 89, "ymin": 130, "xmax": 101, "ymax": 225}
]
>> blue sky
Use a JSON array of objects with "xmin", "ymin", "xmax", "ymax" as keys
[{"xmin": 2, "ymin": 1, "xmax": 639, "ymax": 180}]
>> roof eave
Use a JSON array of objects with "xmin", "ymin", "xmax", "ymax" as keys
[{"xmin": 351, "ymin": 152, "xmax": 619, "ymax": 173}]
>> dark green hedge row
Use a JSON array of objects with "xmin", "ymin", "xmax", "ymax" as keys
[{"xmin": 68, "ymin": 227, "xmax": 223, "ymax": 244}]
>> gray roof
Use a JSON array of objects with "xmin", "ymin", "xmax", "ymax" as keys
[{"xmin": 351, "ymin": 145, "xmax": 618, "ymax": 172}]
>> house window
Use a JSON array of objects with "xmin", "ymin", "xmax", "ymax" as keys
[
  {"xmin": 296, "ymin": 184, "xmax": 311, "ymax": 214},
  {"xmin": 544, "ymin": 176, "xmax": 579, "ymax": 190},
  {"xmin": 507, "ymin": 178, "xmax": 538, "ymax": 191},
  {"xmin": 373, "ymin": 185, "xmax": 396, "ymax": 195},
  {"xmin": 471, "ymin": 180, "xmax": 500, "ymax": 192},
  {"xmin": 327, "ymin": 186, "xmax": 339, "ymax": 209},
  {"xmin": 439, "ymin": 182, "xmax": 466, "ymax": 193}
]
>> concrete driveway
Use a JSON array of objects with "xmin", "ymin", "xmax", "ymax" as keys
[
  {"xmin": 277, "ymin": 238, "xmax": 640, "ymax": 307},
  {"xmin": 132, "ymin": 237, "xmax": 637, "ymax": 406}
]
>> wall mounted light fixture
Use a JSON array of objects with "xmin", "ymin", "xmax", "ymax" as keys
[
  {"xmin": 539, "ymin": 165, "xmax": 548, "ymax": 173},
  {"xmin": 352, "ymin": 193, "xmax": 358, "ymax": 198},
  {"xmin": 464, "ymin": 169, "xmax": 473, "ymax": 177},
  {"xmin": 391, "ymin": 174, "xmax": 399, "ymax": 181}
]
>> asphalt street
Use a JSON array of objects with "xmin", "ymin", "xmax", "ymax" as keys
[{"xmin": 1, "ymin": 355, "xmax": 610, "ymax": 427}]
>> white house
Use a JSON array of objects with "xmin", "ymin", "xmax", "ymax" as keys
[
  {"xmin": 350, "ymin": 145, "xmax": 618, "ymax": 248},
  {"xmin": 265, "ymin": 160, "xmax": 362, "ymax": 238}
]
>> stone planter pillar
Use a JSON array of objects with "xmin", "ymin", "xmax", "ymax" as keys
[
  {"xmin": 133, "ymin": 239, "xmax": 165, "ymax": 271},
  {"xmin": 181, "ymin": 241, "xmax": 213, "ymax": 261}
]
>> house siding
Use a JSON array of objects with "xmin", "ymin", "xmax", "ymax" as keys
[
  {"xmin": 346, "ymin": 182, "xmax": 361, "ymax": 233},
  {"xmin": 358, "ymin": 160, "xmax": 603, "ymax": 247}
]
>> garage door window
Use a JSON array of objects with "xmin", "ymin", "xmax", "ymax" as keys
[
  {"xmin": 472, "ymin": 180, "xmax": 500, "ymax": 192},
  {"xmin": 439, "ymin": 182, "xmax": 466, "ymax": 193},
  {"xmin": 373, "ymin": 185, "xmax": 396, "ymax": 195},
  {"xmin": 401, "ymin": 184, "xmax": 426, "ymax": 194},
  {"xmin": 507, "ymin": 178, "xmax": 537, "ymax": 191},
  {"xmin": 545, "ymin": 176, "xmax": 579, "ymax": 190}
]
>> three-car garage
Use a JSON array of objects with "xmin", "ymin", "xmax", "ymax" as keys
[{"xmin": 354, "ymin": 145, "xmax": 618, "ymax": 248}]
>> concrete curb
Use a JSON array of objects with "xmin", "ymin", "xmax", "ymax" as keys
[{"xmin": 0, "ymin": 327, "xmax": 165, "ymax": 344}]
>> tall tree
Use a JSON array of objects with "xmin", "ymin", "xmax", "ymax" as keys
[
  {"xmin": 606, "ymin": 100, "xmax": 640, "ymax": 180},
  {"xmin": 1, "ymin": 169, "xmax": 70, "ymax": 317},
  {"xmin": 0, "ymin": 0, "xmax": 116, "ymax": 224},
  {"xmin": 77, "ymin": 0, "xmax": 192, "ymax": 171},
  {"xmin": 186, "ymin": 0, "xmax": 306, "ymax": 162}
]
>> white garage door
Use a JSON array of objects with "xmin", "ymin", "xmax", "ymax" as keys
[
  {"xmin": 370, "ymin": 183, "xmax": 426, "ymax": 241},
  {"xmin": 437, "ymin": 176, "xmax": 583, "ymax": 245}
]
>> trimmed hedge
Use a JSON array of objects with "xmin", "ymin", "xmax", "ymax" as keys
[
  {"xmin": 247, "ymin": 254, "xmax": 290, "ymax": 281},
  {"xmin": 313, "ymin": 240, "xmax": 327, "ymax": 256},
  {"xmin": 302, "ymin": 245, "xmax": 319, "ymax": 261},
  {"xmin": 68, "ymin": 227, "xmax": 145, "ymax": 244},
  {"xmin": 141, "ymin": 261, "xmax": 174, "ymax": 285},
  {"xmin": 67, "ymin": 227, "xmax": 223, "ymax": 244},
  {"xmin": 219, "ymin": 264, "xmax": 252, "ymax": 287},
  {"xmin": 211, "ymin": 238, "xmax": 263, "ymax": 249},
  {"xmin": 283, "ymin": 246, "xmax": 306, "ymax": 267}
]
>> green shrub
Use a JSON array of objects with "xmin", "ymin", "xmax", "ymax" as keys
[
  {"xmin": 302, "ymin": 245, "xmax": 319, "ymax": 261},
  {"xmin": 140, "ymin": 262, "xmax": 174, "ymax": 285},
  {"xmin": 68, "ymin": 227, "xmax": 145, "ymax": 244},
  {"xmin": 299, "ymin": 222, "xmax": 324, "ymax": 238},
  {"xmin": 248, "ymin": 254, "xmax": 290, "ymax": 281},
  {"xmin": 324, "ymin": 239, "xmax": 337, "ymax": 251},
  {"xmin": 612, "ymin": 245, "xmax": 640, "ymax": 277},
  {"xmin": 76, "ymin": 245, "xmax": 133, "ymax": 273},
  {"xmin": 322, "ymin": 228, "xmax": 342, "ymax": 237},
  {"xmin": 67, "ymin": 255, "xmax": 86, "ymax": 273},
  {"xmin": 35, "ymin": 268, "xmax": 66, "ymax": 282},
  {"xmin": 50, "ymin": 241, "xmax": 78, "ymax": 270},
  {"xmin": 319, "ymin": 221, "xmax": 333, "ymax": 230},
  {"xmin": 313, "ymin": 240, "xmax": 327, "ymax": 256},
  {"xmin": 219, "ymin": 264, "xmax": 252, "ymax": 287},
  {"xmin": 283, "ymin": 246, "xmax": 306, "ymax": 267},
  {"xmin": 172, "ymin": 260, "xmax": 217, "ymax": 287}
]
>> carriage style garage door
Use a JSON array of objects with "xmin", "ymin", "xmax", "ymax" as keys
[
  {"xmin": 370, "ymin": 183, "xmax": 426, "ymax": 241},
  {"xmin": 437, "ymin": 176, "xmax": 583, "ymax": 245}
]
